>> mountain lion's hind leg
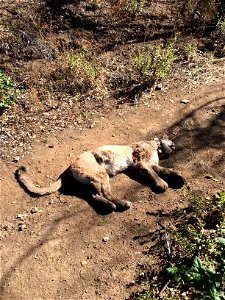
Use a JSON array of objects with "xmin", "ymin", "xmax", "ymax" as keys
[
  {"xmin": 92, "ymin": 177, "xmax": 132, "ymax": 211},
  {"xmin": 101, "ymin": 182, "xmax": 132, "ymax": 210},
  {"xmin": 91, "ymin": 180, "xmax": 116, "ymax": 211}
]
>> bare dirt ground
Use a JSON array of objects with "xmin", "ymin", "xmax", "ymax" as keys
[{"xmin": 1, "ymin": 76, "xmax": 225, "ymax": 300}]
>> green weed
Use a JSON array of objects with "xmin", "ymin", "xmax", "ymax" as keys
[
  {"xmin": 131, "ymin": 191, "xmax": 224, "ymax": 299},
  {"xmin": 133, "ymin": 35, "xmax": 177, "ymax": 87},
  {"xmin": 183, "ymin": 43, "xmax": 198, "ymax": 60},
  {"xmin": 125, "ymin": 0, "xmax": 146, "ymax": 15},
  {"xmin": 216, "ymin": 16, "xmax": 225, "ymax": 31},
  {"xmin": 167, "ymin": 244, "xmax": 225, "ymax": 299},
  {"xmin": 0, "ymin": 71, "xmax": 22, "ymax": 110},
  {"xmin": 66, "ymin": 49, "xmax": 104, "ymax": 90},
  {"xmin": 167, "ymin": 191, "xmax": 225, "ymax": 299},
  {"xmin": 137, "ymin": 279, "xmax": 158, "ymax": 300},
  {"xmin": 173, "ymin": 191, "xmax": 225, "ymax": 260}
]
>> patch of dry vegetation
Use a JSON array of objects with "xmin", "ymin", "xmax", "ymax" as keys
[{"xmin": 0, "ymin": 0, "xmax": 224, "ymax": 157}]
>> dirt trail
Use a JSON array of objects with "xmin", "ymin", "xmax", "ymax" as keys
[{"xmin": 0, "ymin": 80, "xmax": 225, "ymax": 300}]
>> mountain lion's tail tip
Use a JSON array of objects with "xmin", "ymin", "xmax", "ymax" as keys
[{"xmin": 16, "ymin": 166, "xmax": 27, "ymax": 176}]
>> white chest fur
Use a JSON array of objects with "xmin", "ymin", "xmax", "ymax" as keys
[{"xmin": 149, "ymin": 151, "xmax": 159, "ymax": 166}]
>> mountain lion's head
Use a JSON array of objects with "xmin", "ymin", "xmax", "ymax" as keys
[{"xmin": 154, "ymin": 135, "xmax": 175, "ymax": 157}]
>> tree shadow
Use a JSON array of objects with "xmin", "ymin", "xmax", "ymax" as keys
[
  {"xmin": 153, "ymin": 94, "xmax": 225, "ymax": 179},
  {"xmin": 38, "ymin": 1, "xmax": 181, "ymax": 51}
]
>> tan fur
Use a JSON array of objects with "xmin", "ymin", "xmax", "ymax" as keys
[{"xmin": 16, "ymin": 138, "xmax": 184, "ymax": 211}]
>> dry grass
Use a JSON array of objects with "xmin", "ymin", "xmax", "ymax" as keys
[{"xmin": 0, "ymin": 0, "xmax": 224, "ymax": 109}]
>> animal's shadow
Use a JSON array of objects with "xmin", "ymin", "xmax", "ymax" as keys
[
  {"xmin": 59, "ymin": 170, "xmax": 116, "ymax": 215},
  {"xmin": 15, "ymin": 167, "xmax": 185, "ymax": 215},
  {"xmin": 124, "ymin": 168, "xmax": 185, "ymax": 193},
  {"xmin": 60, "ymin": 168, "xmax": 185, "ymax": 210}
]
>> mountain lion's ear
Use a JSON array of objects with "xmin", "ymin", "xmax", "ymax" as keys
[{"xmin": 154, "ymin": 137, "xmax": 162, "ymax": 153}]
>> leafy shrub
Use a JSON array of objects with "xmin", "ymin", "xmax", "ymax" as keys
[
  {"xmin": 172, "ymin": 191, "xmax": 225, "ymax": 260},
  {"xmin": 167, "ymin": 241, "xmax": 225, "ymax": 300},
  {"xmin": 66, "ymin": 48, "xmax": 104, "ymax": 90},
  {"xmin": 213, "ymin": 16, "xmax": 225, "ymax": 57},
  {"xmin": 0, "ymin": 71, "xmax": 21, "ymax": 110},
  {"xmin": 48, "ymin": 48, "xmax": 105, "ymax": 97},
  {"xmin": 56, "ymin": 48, "xmax": 105, "ymax": 95},
  {"xmin": 167, "ymin": 191, "xmax": 225, "ymax": 299},
  {"xmin": 133, "ymin": 35, "xmax": 177, "ymax": 87},
  {"xmin": 125, "ymin": 0, "xmax": 146, "ymax": 15}
]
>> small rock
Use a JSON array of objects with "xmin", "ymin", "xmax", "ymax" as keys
[
  {"xmin": 31, "ymin": 207, "xmax": 38, "ymax": 214},
  {"xmin": 180, "ymin": 99, "xmax": 189, "ymax": 104},
  {"xmin": 204, "ymin": 174, "xmax": 213, "ymax": 179},
  {"xmin": 16, "ymin": 214, "xmax": 26, "ymax": 221},
  {"xmin": 155, "ymin": 83, "xmax": 162, "ymax": 90},
  {"xmin": 102, "ymin": 236, "xmax": 110, "ymax": 243},
  {"xmin": 12, "ymin": 156, "xmax": 20, "ymax": 163},
  {"xmin": 81, "ymin": 260, "xmax": 87, "ymax": 266},
  {"xmin": 18, "ymin": 223, "xmax": 26, "ymax": 231}
]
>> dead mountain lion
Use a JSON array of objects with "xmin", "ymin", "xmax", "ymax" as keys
[{"xmin": 16, "ymin": 137, "xmax": 185, "ymax": 211}]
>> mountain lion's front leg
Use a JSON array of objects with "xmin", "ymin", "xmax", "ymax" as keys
[
  {"xmin": 134, "ymin": 161, "xmax": 168, "ymax": 192},
  {"xmin": 151, "ymin": 165, "xmax": 185, "ymax": 188},
  {"xmin": 151, "ymin": 165, "xmax": 181, "ymax": 176}
]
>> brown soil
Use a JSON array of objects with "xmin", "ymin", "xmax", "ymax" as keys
[{"xmin": 1, "ymin": 1, "xmax": 225, "ymax": 299}]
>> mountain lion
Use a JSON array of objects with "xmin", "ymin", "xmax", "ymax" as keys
[{"xmin": 16, "ymin": 137, "xmax": 184, "ymax": 211}]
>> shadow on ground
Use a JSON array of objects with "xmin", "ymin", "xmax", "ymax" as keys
[{"xmin": 157, "ymin": 95, "xmax": 225, "ymax": 179}]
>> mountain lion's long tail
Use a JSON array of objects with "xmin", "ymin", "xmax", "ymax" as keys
[{"xmin": 16, "ymin": 166, "xmax": 62, "ymax": 196}]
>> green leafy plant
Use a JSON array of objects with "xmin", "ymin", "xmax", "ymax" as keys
[
  {"xmin": 125, "ymin": 0, "xmax": 146, "ymax": 15},
  {"xmin": 173, "ymin": 191, "xmax": 225, "ymax": 260},
  {"xmin": 130, "ymin": 191, "xmax": 224, "ymax": 299},
  {"xmin": 183, "ymin": 43, "xmax": 198, "ymax": 61},
  {"xmin": 138, "ymin": 289, "xmax": 157, "ymax": 300},
  {"xmin": 167, "ymin": 191, "xmax": 225, "ymax": 299},
  {"xmin": 133, "ymin": 35, "xmax": 177, "ymax": 86},
  {"xmin": 66, "ymin": 48, "xmax": 104, "ymax": 90},
  {"xmin": 167, "ymin": 240, "xmax": 225, "ymax": 299},
  {"xmin": 136, "ymin": 279, "xmax": 159, "ymax": 300},
  {"xmin": 0, "ymin": 71, "xmax": 21, "ymax": 110},
  {"xmin": 216, "ymin": 16, "xmax": 225, "ymax": 31}
]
